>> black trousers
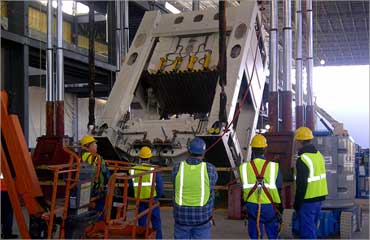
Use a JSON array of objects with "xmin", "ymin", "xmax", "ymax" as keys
[{"xmin": 1, "ymin": 191, "xmax": 14, "ymax": 236}]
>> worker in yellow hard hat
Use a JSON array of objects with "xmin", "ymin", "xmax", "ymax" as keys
[
  {"xmin": 293, "ymin": 127, "xmax": 328, "ymax": 239},
  {"xmin": 80, "ymin": 135, "xmax": 110, "ymax": 219},
  {"xmin": 239, "ymin": 134, "xmax": 282, "ymax": 239},
  {"xmin": 130, "ymin": 146, "xmax": 163, "ymax": 239}
]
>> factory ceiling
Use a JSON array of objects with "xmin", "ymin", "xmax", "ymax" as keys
[{"xmin": 171, "ymin": 0, "xmax": 369, "ymax": 66}]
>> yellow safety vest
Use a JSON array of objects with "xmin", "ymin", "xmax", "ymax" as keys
[
  {"xmin": 82, "ymin": 152, "xmax": 98, "ymax": 165},
  {"xmin": 299, "ymin": 152, "xmax": 328, "ymax": 199},
  {"xmin": 175, "ymin": 161, "xmax": 210, "ymax": 207},
  {"xmin": 81, "ymin": 152, "xmax": 108, "ymax": 188},
  {"xmin": 239, "ymin": 158, "xmax": 281, "ymax": 204},
  {"xmin": 130, "ymin": 164, "xmax": 157, "ymax": 199}
]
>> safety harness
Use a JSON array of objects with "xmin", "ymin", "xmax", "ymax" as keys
[{"xmin": 245, "ymin": 159, "xmax": 282, "ymax": 239}]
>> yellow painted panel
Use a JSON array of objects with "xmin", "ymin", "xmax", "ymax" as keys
[
  {"xmin": 96, "ymin": 41, "xmax": 108, "ymax": 55},
  {"xmin": 28, "ymin": 7, "xmax": 44, "ymax": 32},
  {"xmin": 28, "ymin": 7, "xmax": 71, "ymax": 43},
  {"xmin": 78, "ymin": 35, "xmax": 108, "ymax": 55},
  {"xmin": 1, "ymin": 1, "xmax": 7, "ymax": 17},
  {"xmin": 63, "ymin": 20, "xmax": 72, "ymax": 43},
  {"xmin": 78, "ymin": 35, "xmax": 89, "ymax": 48}
]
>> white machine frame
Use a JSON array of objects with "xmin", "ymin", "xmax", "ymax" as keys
[{"xmin": 96, "ymin": 1, "xmax": 268, "ymax": 174}]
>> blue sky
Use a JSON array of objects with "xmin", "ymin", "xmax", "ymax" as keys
[{"xmin": 313, "ymin": 65, "xmax": 369, "ymax": 148}]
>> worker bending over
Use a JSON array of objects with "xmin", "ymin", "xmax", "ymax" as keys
[
  {"xmin": 80, "ymin": 135, "xmax": 110, "ymax": 217},
  {"xmin": 294, "ymin": 127, "xmax": 328, "ymax": 239},
  {"xmin": 130, "ymin": 146, "xmax": 163, "ymax": 239},
  {"xmin": 172, "ymin": 137, "xmax": 218, "ymax": 239},
  {"xmin": 239, "ymin": 134, "xmax": 282, "ymax": 239}
]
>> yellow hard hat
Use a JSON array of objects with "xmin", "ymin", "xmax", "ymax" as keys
[
  {"xmin": 250, "ymin": 134, "xmax": 268, "ymax": 148},
  {"xmin": 139, "ymin": 146, "xmax": 152, "ymax": 159},
  {"xmin": 80, "ymin": 135, "xmax": 96, "ymax": 146},
  {"xmin": 294, "ymin": 127, "xmax": 314, "ymax": 140}
]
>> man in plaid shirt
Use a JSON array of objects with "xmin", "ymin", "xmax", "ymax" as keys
[{"xmin": 172, "ymin": 137, "xmax": 218, "ymax": 239}]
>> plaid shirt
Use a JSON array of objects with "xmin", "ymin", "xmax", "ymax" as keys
[{"xmin": 172, "ymin": 158, "xmax": 218, "ymax": 226}]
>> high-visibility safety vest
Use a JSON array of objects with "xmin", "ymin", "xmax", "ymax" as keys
[
  {"xmin": 130, "ymin": 164, "xmax": 157, "ymax": 199},
  {"xmin": 299, "ymin": 152, "xmax": 328, "ymax": 199},
  {"xmin": 82, "ymin": 152, "xmax": 98, "ymax": 166},
  {"xmin": 239, "ymin": 158, "xmax": 281, "ymax": 204},
  {"xmin": 82, "ymin": 152, "xmax": 109, "ymax": 188},
  {"xmin": 175, "ymin": 161, "xmax": 210, "ymax": 207}
]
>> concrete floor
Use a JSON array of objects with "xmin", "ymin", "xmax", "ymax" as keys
[
  {"xmin": 160, "ymin": 206, "xmax": 369, "ymax": 239},
  {"xmin": 8, "ymin": 200, "xmax": 369, "ymax": 239}
]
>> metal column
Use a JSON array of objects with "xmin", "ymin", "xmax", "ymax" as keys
[
  {"xmin": 71, "ymin": 0, "xmax": 78, "ymax": 45},
  {"xmin": 46, "ymin": 0, "xmax": 54, "ymax": 136},
  {"xmin": 295, "ymin": 0, "xmax": 304, "ymax": 128},
  {"xmin": 5, "ymin": 1, "xmax": 29, "ymax": 142},
  {"xmin": 122, "ymin": 0, "xmax": 129, "ymax": 55},
  {"xmin": 116, "ymin": 0, "xmax": 122, "ymax": 71},
  {"xmin": 88, "ymin": 2, "xmax": 96, "ymax": 130},
  {"xmin": 193, "ymin": 0, "xmax": 200, "ymax": 11},
  {"xmin": 306, "ymin": 0, "xmax": 315, "ymax": 130},
  {"xmin": 107, "ymin": 1, "xmax": 117, "ymax": 65},
  {"xmin": 282, "ymin": 0, "xmax": 293, "ymax": 132},
  {"xmin": 56, "ymin": 0, "xmax": 64, "ymax": 137},
  {"xmin": 268, "ymin": 0, "xmax": 279, "ymax": 132}
]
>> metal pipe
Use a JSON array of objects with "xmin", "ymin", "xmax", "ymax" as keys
[
  {"xmin": 193, "ymin": 0, "xmax": 200, "ymax": 11},
  {"xmin": 268, "ymin": 0, "xmax": 279, "ymax": 132},
  {"xmin": 269, "ymin": 0, "xmax": 278, "ymax": 93},
  {"xmin": 46, "ymin": 0, "xmax": 54, "ymax": 136},
  {"xmin": 116, "ymin": 0, "xmax": 121, "ymax": 71},
  {"xmin": 306, "ymin": 0, "xmax": 315, "ymax": 129},
  {"xmin": 122, "ymin": 0, "xmax": 129, "ymax": 56},
  {"xmin": 46, "ymin": 0, "xmax": 53, "ymax": 102},
  {"xmin": 56, "ymin": 0, "xmax": 64, "ymax": 136},
  {"xmin": 56, "ymin": 0, "xmax": 64, "ymax": 102},
  {"xmin": 218, "ymin": 0, "xmax": 227, "ymax": 123},
  {"xmin": 295, "ymin": 0, "xmax": 304, "ymax": 128},
  {"xmin": 283, "ymin": 0, "xmax": 292, "ymax": 91},
  {"xmin": 282, "ymin": 0, "xmax": 293, "ymax": 131},
  {"xmin": 88, "ymin": 2, "xmax": 96, "ymax": 129}
]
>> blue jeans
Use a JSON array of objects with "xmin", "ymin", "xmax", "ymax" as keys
[
  {"xmin": 138, "ymin": 202, "xmax": 162, "ymax": 239},
  {"xmin": 297, "ymin": 201, "xmax": 321, "ymax": 239},
  {"xmin": 246, "ymin": 203, "xmax": 279, "ymax": 239},
  {"xmin": 174, "ymin": 221, "xmax": 211, "ymax": 239}
]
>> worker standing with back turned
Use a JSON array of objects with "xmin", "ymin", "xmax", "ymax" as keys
[
  {"xmin": 239, "ymin": 134, "xmax": 282, "ymax": 239},
  {"xmin": 130, "ymin": 146, "xmax": 163, "ymax": 239},
  {"xmin": 172, "ymin": 137, "xmax": 218, "ymax": 239},
  {"xmin": 80, "ymin": 135, "xmax": 111, "ymax": 218},
  {"xmin": 294, "ymin": 127, "xmax": 328, "ymax": 239}
]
